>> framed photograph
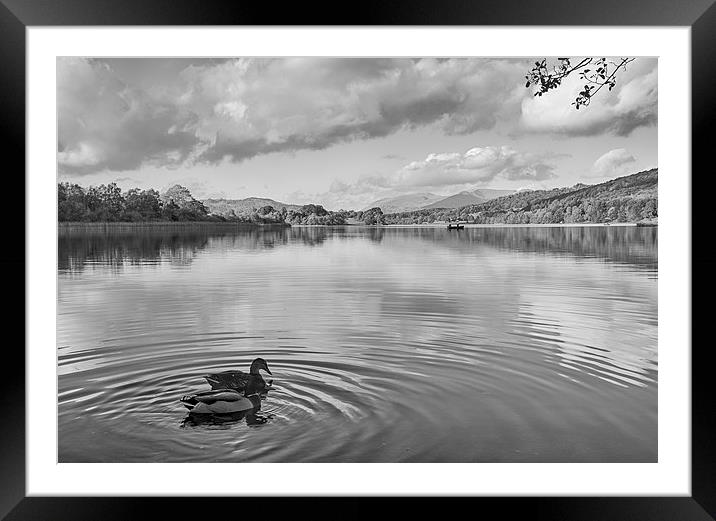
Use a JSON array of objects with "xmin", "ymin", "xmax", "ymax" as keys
[{"xmin": 7, "ymin": 0, "xmax": 713, "ymax": 518}]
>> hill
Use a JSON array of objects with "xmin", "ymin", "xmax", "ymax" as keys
[
  {"xmin": 364, "ymin": 188, "xmax": 515, "ymax": 213},
  {"xmin": 383, "ymin": 169, "xmax": 658, "ymax": 225},
  {"xmin": 203, "ymin": 197, "xmax": 302, "ymax": 218},
  {"xmin": 362, "ymin": 193, "xmax": 443, "ymax": 214},
  {"xmin": 422, "ymin": 188, "xmax": 515, "ymax": 209}
]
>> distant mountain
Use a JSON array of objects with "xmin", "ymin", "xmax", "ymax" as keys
[
  {"xmin": 422, "ymin": 188, "xmax": 516, "ymax": 209},
  {"xmin": 473, "ymin": 188, "xmax": 518, "ymax": 200},
  {"xmin": 364, "ymin": 189, "xmax": 515, "ymax": 213},
  {"xmin": 203, "ymin": 197, "xmax": 301, "ymax": 217},
  {"xmin": 362, "ymin": 193, "xmax": 443, "ymax": 214}
]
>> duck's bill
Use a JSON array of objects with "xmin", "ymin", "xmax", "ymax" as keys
[{"xmin": 265, "ymin": 367, "xmax": 273, "ymax": 375}]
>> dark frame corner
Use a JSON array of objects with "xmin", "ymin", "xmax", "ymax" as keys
[{"xmin": 5, "ymin": 0, "xmax": 714, "ymax": 519}]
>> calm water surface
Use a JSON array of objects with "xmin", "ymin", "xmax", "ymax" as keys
[{"xmin": 58, "ymin": 225, "xmax": 657, "ymax": 462}]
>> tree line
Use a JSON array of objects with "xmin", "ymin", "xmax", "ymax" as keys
[
  {"xmin": 59, "ymin": 169, "xmax": 657, "ymax": 226},
  {"xmin": 58, "ymin": 182, "xmax": 215, "ymax": 222},
  {"xmin": 58, "ymin": 182, "xmax": 349, "ymax": 225},
  {"xmin": 58, "ymin": 182, "xmax": 294, "ymax": 224}
]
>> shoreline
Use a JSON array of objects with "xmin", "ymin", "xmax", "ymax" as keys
[
  {"xmin": 296, "ymin": 222, "xmax": 657, "ymax": 228},
  {"xmin": 58, "ymin": 221, "xmax": 657, "ymax": 230},
  {"xmin": 380, "ymin": 222, "xmax": 656, "ymax": 228}
]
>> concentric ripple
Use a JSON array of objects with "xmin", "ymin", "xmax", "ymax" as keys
[{"xmin": 58, "ymin": 225, "xmax": 657, "ymax": 462}]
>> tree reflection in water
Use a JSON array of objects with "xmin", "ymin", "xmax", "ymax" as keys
[{"xmin": 59, "ymin": 224, "xmax": 657, "ymax": 273}]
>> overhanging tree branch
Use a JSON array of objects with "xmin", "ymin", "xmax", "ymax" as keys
[{"xmin": 525, "ymin": 57, "xmax": 636, "ymax": 109}]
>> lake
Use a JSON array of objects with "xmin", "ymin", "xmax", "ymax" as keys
[{"xmin": 58, "ymin": 225, "xmax": 657, "ymax": 462}]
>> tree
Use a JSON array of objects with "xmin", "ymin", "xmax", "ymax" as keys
[
  {"xmin": 58, "ymin": 182, "xmax": 89, "ymax": 221},
  {"xmin": 642, "ymin": 199, "xmax": 657, "ymax": 220},
  {"xmin": 301, "ymin": 204, "xmax": 328, "ymax": 217},
  {"xmin": 161, "ymin": 199, "xmax": 180, "ymax": 221},
  {"xmin": 160, "ymin": 185, "xmax": 194, "ymax": 207},
  {"xmin": 525, "ymin": 57, "xmax": 636, "ymax": 109},
  {"xmin": 160, "ymin": 184, "xmax": 209, "ymax": 221},
  {"xmin": 362, "ymin": 207, "xmax": 384, "ymax": 225},
  {"xmin": 82, "ymin": 183, "xmax": 125, "ymax": 221},
  {"xmin": 125, "ymin": 188, "xmax": 162, "ymax": 221}
]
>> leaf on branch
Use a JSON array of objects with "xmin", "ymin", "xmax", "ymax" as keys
[{"xmin": 524, "ymin": 56, "xmax": 634, "ymax": 109}]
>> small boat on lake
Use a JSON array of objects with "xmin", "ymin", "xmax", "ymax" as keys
[{"xmin": 447, "ymin": 221, "xmax": 465, "ymax": 230}]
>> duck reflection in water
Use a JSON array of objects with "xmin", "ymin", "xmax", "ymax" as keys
[{"xmin": 180, "ymin": 405, "xmax": 274, "ymax": 428}]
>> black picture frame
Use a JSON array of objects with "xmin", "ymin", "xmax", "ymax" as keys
[{"xmin": 5, "ymin": 1, "xmax": 712, "ymax": 519}]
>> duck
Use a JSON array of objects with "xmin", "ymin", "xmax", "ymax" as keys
[
  {"xmin": 203, "ymin": 357, "xmax": 273, "ymax": 393},
  {"xmin": 181, "ymin": 371, "xmax": 270, "ymax": 414},
  {"xmin": 180, "ymin": 388, "xmax": 262, "ymax": 415}
]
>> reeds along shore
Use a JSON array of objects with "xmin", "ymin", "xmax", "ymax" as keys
[
  {"xmin": 58, "ymin": 221, "xmax": 290, "ymax": 228},
  {"xmin": 57, "ymin": 221, "xmax": 291, "ymax": 236}
]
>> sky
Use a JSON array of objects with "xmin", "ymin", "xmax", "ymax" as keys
[{"xmin": 57, "ymin": 57, "xmax": 657, "ymax": 210}]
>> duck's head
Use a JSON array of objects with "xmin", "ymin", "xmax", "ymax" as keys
[{"xmin": 249, "ymin": 358, "xmax": 272, "ymax": 376}]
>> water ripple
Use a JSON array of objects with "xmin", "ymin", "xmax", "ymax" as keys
[{"xmin": 58, "ymin": 226, "xmax": 657, "ymax": 462}]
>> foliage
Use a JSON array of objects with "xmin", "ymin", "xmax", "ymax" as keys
[
  {"xmin": 58, "ymin": 183, "xmax": 351, "ymax": 225},
  {"xmin": 285, "ymin": 204, "xmax": 346, "ymax": 225},
  {"xmin": 124, "ymin": 188, "xmax": 162, "ymax": 221},
  {"xmin": 203, "ymin": 197, "xmax": 301, "ymax": 217},
  {"xmin": 355, "ymin": 207, "xmax": 385, "ymax": 225},
  {"xmin": 160, "ymin": 184, "xmax": 210, "ymax": 220},
  {"xmin": 58, "ymin": 182, "xmax": 216, "ymax": 222},
  {"xmin": 59, "ymin": 170, "xmax": 656, "ymax": 226},
  {"xmin": 525, "ymin": 57, "xmax": 636, "ymax": 109}
]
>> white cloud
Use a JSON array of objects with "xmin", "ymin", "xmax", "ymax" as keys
[
  {"xmin": 58, "ymin": 57, "xmax": 658, "ymax": 178},
  {"xmin": 58, "ymin": 57, "xmax": 527, "ymax": 174},
  {"xmin": 57, "ymin": 58, "xmax": 198, "ymax": 175},
  {"xmin": 173, "ymin": 57, "xmax": 532, "ymax": 164},
  {"xmin": 395, "ymin": 145, "xmax": 558, "ymax": 188},
  {"xmin": 589, "ymin": 148, "xmax": 637, "ymax": 177},
  {"xmin": 57, "ymin": 142, "xmax": 103, "ymax": 167},
  {"xmin": 299, "ymin": 145, "xmax": 562, "ymax": 210}
]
